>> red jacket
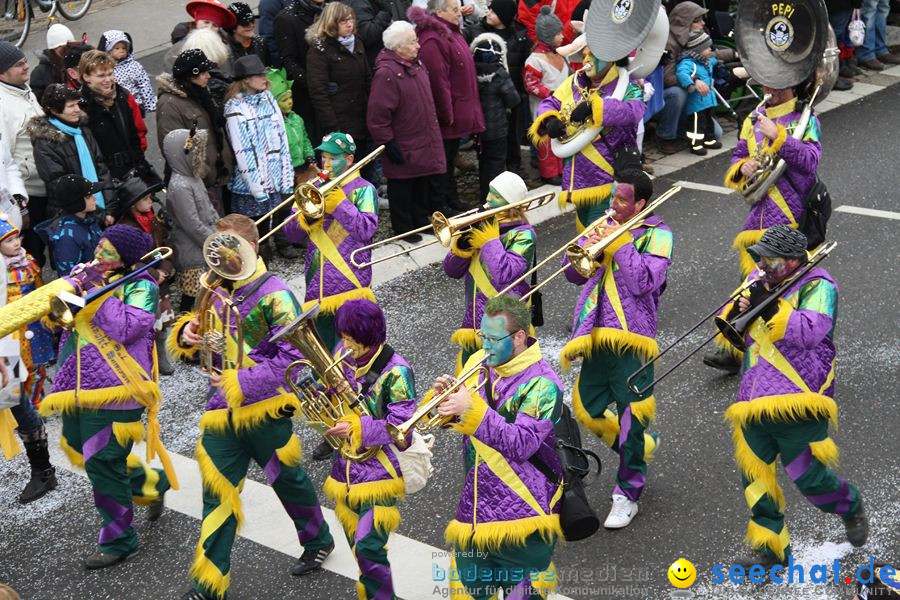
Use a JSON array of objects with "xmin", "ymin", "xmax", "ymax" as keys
[{"xmin": 517, "ymin": 0, "xmax": 580, "ymax": 43}]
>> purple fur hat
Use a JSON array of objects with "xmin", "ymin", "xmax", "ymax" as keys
[{"xmin": 335, "ymin": 299, "xmax": 386, "ymax": 348}]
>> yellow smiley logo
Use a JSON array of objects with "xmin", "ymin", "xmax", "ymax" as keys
[{"xmin": 668, "ymin": 558, "xmax": 697, "ymax": 588}]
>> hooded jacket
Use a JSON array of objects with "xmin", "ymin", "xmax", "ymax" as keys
[
  {"xmin": 162, "ymin": 128, "xmax": 219, "ymax": 271},
  {"xmin": 34, "ymin": 212, "xmax": 103, "ymax": 276},
  {"xmin": 470, "ymin": 33, "xmax": 520, "ymax": 141},
  {"xmin": 0, "ymin": 81, "xmax": 45, "ymax": 197},
  {"xmin": 664, "ymin": 1, "xmax": 735, "ymax": 88},
  {"xmin": 407, "ymin": 6, "xmax": 485, "ymax": 139},
  {"xmin": 99, "ymin": 30, "xmax": 158, "ymax": 113}
]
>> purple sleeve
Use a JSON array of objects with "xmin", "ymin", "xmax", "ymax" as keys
[
  {"xmin": 478, "ymin": 238, "xmax": 530, "ymax": 289},
  {"xmin": 561, "ymin": 237, "xmax": 597, "ymax": 285},
  {"xmin": 91, "ymin": 295, "xmax": 155, "ymax": 346},
  {"xmin": 778, "ymin": 137, "xmax": 821, "ymax": 176},
  {"xmin": 236, "ymin": 333, "xmax": 304, "ymax": 405},
  {"xmin": 283, "ymin": 210, "xmax": 309, "ymax": 245},
  {"xmin": 731, "ymin": 138, "xmax": 749, "ymax": 162},
  {"xmin": 612, "ymin": 244, "xmax": 670, "ymax": 296},
  {"xmin": 473, "ymin": 406, "xmax": 554, "ymax": 462},
  {"xmin": 536, "ymin": 94, "xmax": 562, "ymax": 117},
  {"xmin": 783, "ymin": 310, "xmax": 833, "ymax": 350},
  {"xmin": 360, "ymin": 397, "xmax": 418, "ymax": 447},
  {"xmin": 443, "ymin": 250, "xmax": 472, "ymax": 279},
  {"xmin": 600, "ymin": 98, "xmax": 646, "ymax": 128},
  {"xmin": 330, "ymin": 195, "xmax": 378, "ymax": 242}
]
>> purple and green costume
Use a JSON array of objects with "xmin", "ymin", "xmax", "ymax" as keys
[
  {"xmin": 561, "ymin": 216, "xmax": 672, "ymax": 502},
  {"xmin": 169, "ymin": 259, "xmax": 332, "ymax": 599},
  {"xmin": 39, "ymin": 273, "xmax": 173, "ymax": 558},
  {"xmin": 443, "ymin": 218, "xmax": 535, "ymax": 371},
  {"xmin": 724, "ymin": 267, "xmax": 861, "ymax": 561},
  {"xmin": 324, "ymin": 342, "xmax": 417, "ymax": 600},
  {"xmin": 725, "ymin": 98, "xmax": 822, "ymax": 278},
  {"xmin": 529, "ymin": 66, "xmax": 645, "ymax": 231},
  {"xmin": 446, "ymin": 342, "xmax": 562, "ymax": 600},
  {"xmin": 284, "ymin": 175, "xmax": 378, "ymax": 350}
]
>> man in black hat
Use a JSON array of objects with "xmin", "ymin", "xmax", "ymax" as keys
[
  {"xmin": 34, "ymin": 174, "xmax": 104, "ymax": 277},
  {"xmin": 226, "ymin": 2, "xmax": 270, "ymax": 63},
  {"xmin": 720, "ymin": 224, "xmax": 868, "ymax": 569}
]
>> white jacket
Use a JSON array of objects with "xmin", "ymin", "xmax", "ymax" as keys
[
  {"xmin": 0, "ymin": 81, "xmax": 45, "ymax": 198},
  {"xmin": 0, "ymin": 138, "xmax": 26, "ymax": 200}
]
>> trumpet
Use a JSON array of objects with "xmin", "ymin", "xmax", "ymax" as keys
[
  {"xmin": 386, "ymin": 357, "xmax": 489, "ymax": 448},
  {"xmin": 626, "ymin": 241, "xmax": 837, "ymax": 396},
  {"xmin": 350, "ymin": 192, "xmax": 557, "ymax": 269}
]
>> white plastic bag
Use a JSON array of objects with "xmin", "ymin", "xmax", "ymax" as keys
[
  {"xmin": 391, "ymin": 432, "xmax": 435, "ymax": 495},
  {"xmin": 849, "ymin": 9, "xmax": 866, "ymax": 47}
]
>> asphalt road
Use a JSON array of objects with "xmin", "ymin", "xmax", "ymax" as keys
[{"xmin": 1, "ymin": 68, "xmax": 898, "ymax": 600}]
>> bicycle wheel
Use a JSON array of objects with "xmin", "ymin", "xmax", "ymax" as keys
[
  {"xmin": 54, "ymin": 0, "xmax": 90, "ymax": 20},
  {"xmin": 1, "ymin": 0, "xmax": 30, "ymax": 48}
]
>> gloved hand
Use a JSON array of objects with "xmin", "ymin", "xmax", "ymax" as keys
[
  {"xmin": 543, "ymin": 116, "xmax": 566, "ymax": 139},
  {"xmin": 65, "ymin": 262, "xmax": 106, "ymax": 294},
  {"xmin": 746, "ymin": 281, "xmax": 779, "ymax": 321},
  {"xmin": 569, "ymin": 101, "xmax": 593, "ymax": 124},
  {"xmin": 278, "ymin": 405, "xmax": 297, "ymax": 418},
  {"xmin": 454, "ymin": 231, "xmax": 473, "ymax": 251},
  {"xmin": 385, "ymin": 140, "xmax": 405, "ymax": 164}
]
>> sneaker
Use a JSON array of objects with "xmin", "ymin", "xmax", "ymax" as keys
[
  {"xmin": 843, "ymin": 501, "xmax": 869, "ymax": 547},
  {"xmin": 84, "ymin": 548, "xmax": 140, "ymax": 570},
  {"xmin": 19, "ymin": 467, "xmax": 57, "ymax": 504},
  {"xmin": 180, "ymin": 590, "xmax": 214, "ymax": 600},
  {"xmin": 704, "ymin": 139, "xmax": 723, "ymax": 150},
  {"xmin": 291, "ymin": 541, "xmax": 334, "ymax": 576},
  {"xmin": 604, "ymin": 494, "xmax": 638, "ymax": 529},
  {"xmin": 833, "ymin": 78, "xmax": 854, "ymax": 91},
  {"xmin": 311, "ymin": 439, "xmax": 335, "ymax": 461},
  {"xmin": 702, "ymin": 346, "xmax": 741, "ymax": 374},
  {"xmin": 734, "ymin": 549, "xmax": 781, "ymax": 573}
]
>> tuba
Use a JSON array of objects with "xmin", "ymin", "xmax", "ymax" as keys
[
  {"xmin": 731, "ymin": 0, "xmax": 839, "ymax": 204},
  {"xmin": 552, "ymin": 0, "xmax": 668, "ymax": 158},
  {"xmin": 272, "ymin": 305, "xmax": 378, "ymax": 462}
]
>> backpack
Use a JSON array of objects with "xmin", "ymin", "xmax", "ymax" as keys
[{"xmin": 798, "ymin": 178, "xmax": 832, "ymax": 250}]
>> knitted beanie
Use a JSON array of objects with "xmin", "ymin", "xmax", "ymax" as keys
[
  {"xmin": 747, "ymin": 224, "xmax": 808, "ymax": 261},
  {"xmin": 489, "ymin": 0, "xmax": 517, "ymax": 28},
  {"xmin": 535, "ymin": 6, "xmax": 563, "ymax": 46},
  {"xmin": 488, "ymin": 171, "xmax": 528, "ymax": 205},
  {"xmin": 101, "ymin": 224, "xmax": 153, "ymax": 268},
  {"xmin": 686, "ymin": 29, "xmax": 712, "ymax": 52},
  {"xmin": 0, "ymin": 42, "xmax": 25, "ymax": 73}
]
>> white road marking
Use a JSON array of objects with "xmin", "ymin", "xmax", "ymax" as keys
[
  {"xmin": 834, "ymin": 205, "xmax": 900, "ymax": 221},
  {"xmin": 672, "ymin": 180, "xmax": 735, "ymax": 196}
]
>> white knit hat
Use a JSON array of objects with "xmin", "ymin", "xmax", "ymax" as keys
[
  {"xmin": 47, "ymin": 23, "xmax": 75, "ymax": 50},
  {"xmin": 489, "ymin": 172, "xmax": 528, "ymax": 205}
]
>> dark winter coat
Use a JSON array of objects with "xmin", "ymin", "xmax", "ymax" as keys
[
  {"xmin": 227, "ymin": 35, "xmax": 270, "ymax": 65},
  {"xmin": 34, "ymin": 213, "xmax": 103, "ymax": 277},
  {"xmin": 407, "ymin": 7, "xmax": 485, "ymax": 140},
  {"xmin": 475, "ymin": 63, "xmax": 519, "ymax": 141},
  {"xmin": 306, "ymin": 35, "xmax": 371, "ymax": 142},
  {"xmin": 29, "ymin": 49, "xmax": 65, "ymax": 103},
  {"xmin": 367, "ymin": 49, "xmax": 446, "ymax": 180},
  {"xmin": 664, "ymin": 2, "xmax": 735, "ymax": 88},
  {"xmin": 274, "ymin": 0, "xmax": 324, "ymax": 137},
  {"xmin": 825, "ymin": 0, "xmax": 862, "ymax": 12},
  {"xmin": 465, "ymin": 19, "xmax": 531, "ymax": 92},
  {"xmin": 80, "ymin": 84, "xmax": 153, "ymax": 181},
  {"xmin": 26, "ymin": 116, "xmax": 116, "ymax": 214},
  {"xmin": 259, "ymin": 0, "xmax": 294, "ymax": 65},
  {"xmin": 343, "ymin": 0, "xmax": 412, "ymax": 66}
]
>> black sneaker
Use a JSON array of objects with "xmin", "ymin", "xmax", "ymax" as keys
[
  {"xmin": 311, "ymin": 439, "xmax": 335, "ymax": 461},
  {"xmin": 704, "ymin": 139, "xmax": 723, "ymax": 150},
  {"xmin": 291, "ymin": 541, "xmax": 334, "ymax": 576},
  {"xmin": 19, "ymin": 467, "xmax": 58, "ymax": 504},
  {"xmin": 734, "ymin": 550, "xmax": 781, "ymax": 575},
  {"xmin": 84, "ymin": 548, "xmax": 140, "ymax": 570},
  {"xmin": 843, "ymin": 501, "xmax": 869, "ymax": 547},
  {"xmin": 180, "ymin": 590, "xmax": 214, "ymax": 600},
  {"xmin": 702, "ymin": 346, "xmax": 741, "ymax": 374},
  {"xmin": 690, "ymin": 146, "xmax": 707, "ymax": 156}
]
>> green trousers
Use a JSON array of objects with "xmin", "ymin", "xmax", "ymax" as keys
[
  {"xmin": 452, "ymin": 533, "xmax": 556, "ymax": 600},
  {"xmin": 338, "ymin": 499, "xmax": 398, "ymax": 600},
  {"xmin": 314, "ymin": 314, "xmax": 337, "ymax": 353},
  {"xmin": 61, "ymin": 408, "xmax": 169, "ymax": 555},
  {"xmin": 737, "ymin": 417, "xmax": 861, "ymax": 560},
  {"xmin": 191, "ymin": 416, "xmax": 333, "ymax": 599}
]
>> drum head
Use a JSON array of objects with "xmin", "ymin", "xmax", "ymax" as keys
[{"xmin": 585, "ymin": 0, "xmax": 662, "ymax": 62}]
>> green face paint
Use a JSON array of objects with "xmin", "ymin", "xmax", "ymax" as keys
[
  {"xmin": 486, "ymin": 188, "xmax": 508, "ymax": 209},
  {"xmin": 94, "ymin": 238, "xmax": 122, "ymax": 270},
  {"xmin": 479, "ymin": 314, "xmax": 515, "ymax": 366},
  {"xmin": 321, "ymin": 152, "xmax": 349, "ymax": 178}
]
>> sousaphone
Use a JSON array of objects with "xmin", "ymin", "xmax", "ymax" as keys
[{"xmin": 552, "ymin": 0, "xmax": 668, "ymax": 158}]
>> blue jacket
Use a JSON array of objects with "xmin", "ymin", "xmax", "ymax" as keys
[
  {"xmin": 35, "ymin": 213, "xmax": 103, "ymax": 276},
  {"xmin": 676, "ymin": 54, "xmax": 718, "ymax": 115}
]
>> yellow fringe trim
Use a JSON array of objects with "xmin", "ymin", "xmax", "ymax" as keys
[
  {"xmin": 746, "ymin": 519, "xmax": 790, "ymax": 561},
  {"xmin": 451, "ymin": 392, "xmax": 489, "ymax": 437},
  {"xmin": 199, "ymin": 409, "xmax": 229, "ymax": 433},
  {"xmin": 630, "ymin": 395, "xmax": 656, "ymax": 426},
  {"xmin": 112, "ymin": 421, "xmax": 145, "ymax": 447},
  {"xmin": 590, "ymin": 95, "xmax": 604, "ymax": 127},
  {"xmin": 527, "ymin": 110, "xmax": 560, "ymax": 146},
  {"xmin": 59, "ymin": 435, "xmax": 84, "ymax": 467},
  {"xmin": 559, "ymin": 183, "xmax": 613, "ymax": 210},
  {"xmin": 765, "ymin": 299, "xmax": 792, "ymax": 342},
  {"xmin": 231, "ymin": 394, "xmax": 302, "ymax": 433},
  {"xmin": 323, "ymin": 474, "xmax": 406, "ymax": 508},
  {"xmin": 810, "ymin": 438, "xmax": 839, "ymax": 469},
  {"xmin": 275, "ymin": 434, "xmax": 303, "ymax": 467},
  {"xmin": 450, "ymin": 236, "xmax": 476, "ymax": 258},
  {"xmin": 450, "ymin": 328, "xmax": 481, "ymax": 352},
  {"xmin": 770, "ymin": 124, "xmax": 788, "ymax": 153},
  {"xmin": 167, "ymin": 312, "xmax": 199, "ymax": 361},
  {"xmin": 733, "ymin": 229, "xmax": 765, "ymax": 279},
  {"xmin": 469, "ymin": 219, "xmax": 499, "ymax": 250},
  {"xmin": 731, "ymin": 427, "xmax": 785, "ymax": 510},
  {"xmin": 560, "ymin": 328, "xmax": 659, "ymax": 371},
  {"xmin": 725, "ymin": 394, "xmax": 838, "ymax": 429},
  {"xmin": 445, "ymin": 515, "xmax": 562, "ymax": 553},
  {"xmin": 334, "ymin": 499, "xmax": 361, "ymax": 537},
  {"xmin": 572, "ymin": 389, "xmax": 658, "ymax": 460},
  {"xmin": 712, "ymin": 333, "xmax": 744, "ymax": 358},
  {"xmin": 302, "ymin": 288, "xmax": 376, "ymax": 316},
  {"xmin": 340, "ymin": 412, "xmax": 363, "ymax": 453},
  {"xmin": 356, "ymin": 581, "xmax": 367, "ymax": 600},
  {"xmin": 196, "ymin": 438, "xmax": 244, "ymax": 530},
  {"xmin": 220, "ymin": 369, "xmax": 244, "ymax": 410},
  {"xmin": 39, "ymin": 384, "xmax": 160, "ymax": 416},
  {"xmin": 190, "ymin": 551, "xmax": 230, "ymax": 600},
  {"xmin": 724, "ymin": 158, "xmax": 749, "ymax": 191}
]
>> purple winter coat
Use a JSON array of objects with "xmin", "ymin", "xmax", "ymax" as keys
[
  {"xmin": 367, "ymin": 48, "xmax": 446, "ymax": 180},
  {"xmin": 407, "ymin": 7, "xmax": 485, "ymax": 140}
]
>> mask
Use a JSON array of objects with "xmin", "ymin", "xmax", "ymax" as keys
[
  {"xmin": 94, "ymin": 238, "xmax": 123, "ymax": 270},
  {"xmin": 479, "ymin": 315, "xmax": 515, "ymax": 367}
]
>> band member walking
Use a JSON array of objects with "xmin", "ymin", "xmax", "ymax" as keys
[
  {"xmin": 434, "ymin": 295, "xmax": 562, "ymax": 599},
  {"xmin": 443, "ymin": 171, "xmax": 535, "ymax": 372},
  {"xmin": 39, "ymin": 225, "xmax": 177, "ymax": 569},
  {"xmin": 722, "ymin": 225, "xmax": 867, "ymax": 568},
  {"xmin": 170, "ymin": 215, "xmax": 334, "ymax": 600},
  {"xmin": 561, "ymin": 169, "xmax": 669, "ymax": 529},
  {"xmin": 322, "ymin": 299, "xmax": 417, "ymax": 600}
]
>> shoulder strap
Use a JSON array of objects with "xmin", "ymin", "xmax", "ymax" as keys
[
  {"xmin": 234, "ymin": 272, "xmax": 274, "ymax": 307},
  {"xmin": 362, "ymin": 343, "xmax": 395, "ymax": 394}
]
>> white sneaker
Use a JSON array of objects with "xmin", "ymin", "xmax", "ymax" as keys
[{"xmin": 604, "ymin": 494, "xmax": 639, "ymax": 529}]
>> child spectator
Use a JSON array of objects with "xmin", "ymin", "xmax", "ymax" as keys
[
  {"xmin": 266, "ymin": 67, "xmax": 316, "ymax": 183},
  {"xmin": 0, "ymin": 213, "xmax": 55, "ymax": 409},
  {"xmin": 676, "ymin": 30, "xmax": 721, "ymax": 156},
  {"xmin": 33, "ymin": 174, "xmax": 103, "ymax": 277},
  {"xmin": 523, "ymin": 5, "xmax": 567, "ymax": 185},
  {"xmin": 99, "ymin": 30, "xmax": 158, "ymax": 114},
  {"xmin": 470, "ymin": 33, "xmax": 520, "ymax": 203}
]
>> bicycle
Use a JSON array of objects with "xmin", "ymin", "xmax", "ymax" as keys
[{"xmin": 1, "ymin": 0, "xmax": 92, "ymax": 48}]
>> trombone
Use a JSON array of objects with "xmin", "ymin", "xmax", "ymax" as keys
[
  {"xmin": 626, "ymin": 241, "xmax": 837, "ymax": 396},
  {"xmin": 349, "ymin": 192, "xmax": 557, "ymax": 269},
  {"xmin": 385, "ymin": 357, "xmax": 489, "ymax": 448}
]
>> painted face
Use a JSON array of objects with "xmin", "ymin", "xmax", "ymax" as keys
[
  {"xmin": 758, "ymin": 256, "xmax": 795, "ymax": 285},
  {"xmin": 0, "ymin": 234, "xmax": 21, "ymax": 258},
  {"xmin": 485, "ymin": 188, "xmax": 508, "ymax": 209},
  {"xmin": 611, "ymin": 182, "xmax": 638, "ymax": 223},
  {"xmin": 321, "ymin": 151, "xmax": 349, "ymax": 177},
  {"xmin": 94, "ymin": 238, "xmax": 123, "ymax": 271},
  {"xmin": 478, "ymin": 314, "xmax": 516, "ymax": 367},
  {"xmin": 582, "ymin": 50, "xmax": 608, "ymax": 80},
  {"xmin": 277, "ymin": 92, "xmax": 294, "ymax": 114},
  {"xmin": 340, "ymin": 334, "xmax": 368, "ymax": 360}
]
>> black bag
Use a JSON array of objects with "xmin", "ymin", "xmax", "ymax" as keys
[
  {"xmin": 798, "ymin": 178, "xmax": 832, "ymax": 250},
  {"xmin": 528, "ymin": 251, "xmax": 544, "ymax": 327}
]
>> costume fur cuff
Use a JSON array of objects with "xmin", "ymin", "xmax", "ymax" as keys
[
  {"xmin": 528, "ymin": 110, "xmax": 561, "ymax": 145},
  {"xmin": 469, "ymin": 219, "xmax": 500, "ymax": 250},
  {"xmin": 452, "ymin": 391, "xmax": 489, "ymax": 436},
  {"xmin": 220, "ymin": 369, "xmax": 245, "ymax": 409},
  {"xmin": 590, "ymin": 95, "xmax": 604, "ymax": 127},
  {"xmin": 765, "ymin": 299, "xmax": 793, "ymax": 342}
]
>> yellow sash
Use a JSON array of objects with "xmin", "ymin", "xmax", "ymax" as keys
[
  {"xmin": 308, "ymin": 222, "xmax": 363, "ymax": 290},
  {"xmin": 748, "ymin": 317, "xmax": 834, "ymax": 395},
  {"xmin": 75, "ymin": 289, "xmax": 179, "ymax": 489},
  {"xmin": 746, "ymin": 135, "xmax": 798, "ymax": 226},
  {"xmin": 468, "ymin": 252, "xmax": 500, "ymax": 299},
  {"xmin": 470, "ymin": 437, "xmax": 563, "ymax": 516},
  {"xmin": 601, "ymin": 254, "xmax": 628, "ymax": 331},
  {"xmin": 0, "ymin": 407, "xmax": 20, "ymax": 459}
]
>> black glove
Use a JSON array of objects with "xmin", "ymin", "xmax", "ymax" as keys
[
  {"xmin": 746, "ymin": 281, "xmax": 780, "ymax": 322},
  {"xmin": 543, "ymin": 115, "xmax": 566, "ymax": 139},
  {"xmin": 385, "ymin": 140, "xmax": 405, "ymax": 164},
  {"xmin": 278, "ymin": 405, "xmax": 297, "ymax": 418},
  {"xmin": 455, "ymin": 231, "xmax": 472, "ymax": 251},
  {"xmin": 569, "ymin": 101, "xmax": 593, "ymax": 124}
]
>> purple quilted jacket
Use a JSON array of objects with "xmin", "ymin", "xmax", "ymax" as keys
[{"xmin": 562, "ymin": 216, "xmax": 673, "ymax": 366}]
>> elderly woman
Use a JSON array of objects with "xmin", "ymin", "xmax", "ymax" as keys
[
  {"xmin": 408, "ymin": 0, "xmax": 484, "ymax": 214},
  {"xmin": 367, "ymin": 21, "xmax": 445, "ymax": 240}
]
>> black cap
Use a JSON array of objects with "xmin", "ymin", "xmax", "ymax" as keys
[
  {"xmin": 232, "ymin": 54, "xmax": 266, "ymax": 80},
  {"xmin": 172, "ymin": 48, "xmax": 217, "ymax": 79},
  {"xmin": 63, "ymin": 43, "xmax": 93, "ymax": 69},
  {"xmin": 55, "ymin": 174, "xmax": 103, "ymax": 214},
  {"xmin": 228, "ymin": 2, "xmax": 256, "ymax": 26},
  {"xmin": 747, "ymin": 224, "xmax": 808, "ymax": 261}
]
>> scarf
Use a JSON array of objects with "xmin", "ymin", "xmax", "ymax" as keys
[
  {"xmin": 92, "ymin": 84, "xmax": 117, "ymax": 108},
  {"xmin": 133, "ymin": 210, "xmax": 155, "ymax": 234},
  {"xmin": 680, "ymin": 49, "xmax": 711, "ymax": 70},
  {"xmin": 182, "ymin": 80, "xmax": 225, "ymax": 152},
  {"xmin": 338, "ymin": 34, "xmax": 355, "ymax": 53},
  {"xmin": 4, "ymin": 247, "xmax": 32, "ymax": 270},
  {"xmin": 48, "ymin": 117, "xmax": 106, "ymax": 209}
]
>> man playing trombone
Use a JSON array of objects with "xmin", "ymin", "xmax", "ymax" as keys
[
  {"xmin": 433, "ymin": 294, "xmax": 563, "ymax": 600},
  {"xmin": 561, "ymin": 169, "xmax": 669, "ymax": 529},
  {"xmin": 720, "ymin": 225, "xmax": 867, "ymax": 568},
  {"xmin": 443, "ymin": 172, "xmax": 536, "ymax": 372}
]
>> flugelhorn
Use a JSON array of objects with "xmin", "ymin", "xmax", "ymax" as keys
[
  {"xmin": 386, "ymin": 357, "xmax": 489, "ymax": 448},
  {"xmin": 350, "ymin": 191, "xmax": 556, "ymax": 269}
]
